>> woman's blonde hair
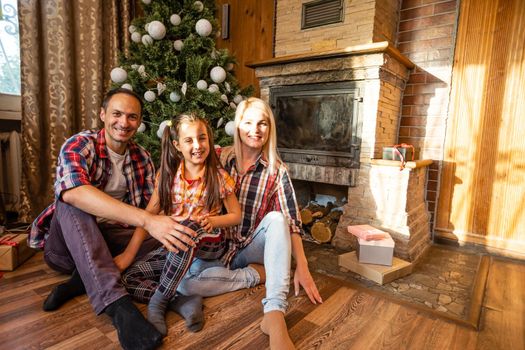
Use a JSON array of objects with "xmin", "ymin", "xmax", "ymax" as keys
[{"xmin": 233, "ymin": 97, "xmax": 282, "ymax": 174}]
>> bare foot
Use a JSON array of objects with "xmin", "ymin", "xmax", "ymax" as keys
[
  {"xmin": 260, "ymin": 311, "xmax": 295, "ymax": 350},
  {"xmin": 249, "ymin": 263, "xmax": 266, "ymax": 284}
]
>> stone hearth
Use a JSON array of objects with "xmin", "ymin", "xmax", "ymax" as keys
[{"xmin": 249, "ymin": 43, "xmax": 432, "ymax": 263}]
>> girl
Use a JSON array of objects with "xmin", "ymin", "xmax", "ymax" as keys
[
  {"xmin": 177, "ymin": 98, "xmax": 322, "ymax": 350},
  {"xmin": 115, "ymin": 113, "xmax": 241, "ymax": 336}
]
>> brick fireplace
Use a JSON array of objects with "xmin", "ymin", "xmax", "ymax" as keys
[{"xmin": 246, "ymin": 0, "xmax": 432, "ymax": 263}]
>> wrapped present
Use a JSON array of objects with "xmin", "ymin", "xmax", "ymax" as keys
[
  {"xmin": 0, "ymin": 233, "xmax": 35, "ymax": 271},
  {"xmin": 347, "ymin": 224, "xmax": 388, "ymax": 241},
  {"xmin": 357, "ymin": 232, "xmax": 395, "ymax": 266},
  {"xmin": 338, "ymin": 251, "xmax": 412, "ymax": 285}
]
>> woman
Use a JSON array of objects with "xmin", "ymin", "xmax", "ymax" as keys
[{"xmin": 178, "ymin": 97, "xmax": 322, "ymax": 349}]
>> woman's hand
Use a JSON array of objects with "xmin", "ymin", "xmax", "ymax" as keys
[{"xmin": 294, "ymin": 263, "xmax": 323, "ymax": 305}]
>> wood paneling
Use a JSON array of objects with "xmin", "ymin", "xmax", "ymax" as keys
[
  {"xmin": 436, "ymin": 0, "xmax": 525, "ymax": 256},
  {"xmin": 214, "ymin": 0, "xmax": 274, "ymax": 97},
  {"xmin": 1, "ymin": 252, "xmax": 525, "ymax": 349}
]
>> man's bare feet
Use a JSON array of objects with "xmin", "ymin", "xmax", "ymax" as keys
[
  {"xmin": 260, "ymin": 311, "xmax": 295, "ymax": 350},
  {"xmin": 248, "ymin": 263, "xmax": 266, "ymax": 284}
]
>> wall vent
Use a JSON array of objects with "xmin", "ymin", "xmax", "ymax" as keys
[{"xmin": 302, "ymin": 0, "xmax": 344, "ymax": 30}]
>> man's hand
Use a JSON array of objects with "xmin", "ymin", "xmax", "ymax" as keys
[{"xmin": 144, "ymin": 214, "xmax": 198, "ymax": 253}]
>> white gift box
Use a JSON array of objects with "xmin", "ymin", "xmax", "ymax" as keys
[{"xmin": 357, "ymin": 233, "xmax": 395, "ymax": 266}]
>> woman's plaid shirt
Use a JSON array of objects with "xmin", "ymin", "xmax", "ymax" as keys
[
  {"xmin": 218, "ymin": 146, "xmax": 302, "ymax": 266},
  {"xmin": 28, "ymin": 129, "xmax": 155, "ymax": 249}
]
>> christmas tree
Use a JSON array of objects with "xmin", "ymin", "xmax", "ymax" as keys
[{"xmin": 110, "ymin": 0, "xmax": 252, "ymax": 164}]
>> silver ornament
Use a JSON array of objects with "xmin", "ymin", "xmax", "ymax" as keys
[
  {"xmin": 173, "ymin": 40, "xmax": 184, "ymax": 51},
  {"xmin": 157, "ymin": 120, "xmax": 171, "ymax": 138},
  {"xmin": 169, "ymin": 91, "xmax": 181, "ymax": 102},
  {"xmin": 217, "ymin": 117, "xmax": 224, "ymax": 128},
  {"xmin": 142, "ymin": 0, "xmax": 151, "ymax": 4},
  {"xmin": 157, "ymin": 82, "xmax": 166, "ymax": 95},
  {"xmin": 233, "ymin": 95, "xmax": 243, "ymax": 104},
  {"xmin": 148, "ymin": 21, "xmax": 166, "ymax": 40},
  {"xmin": 195, "ymin": 19, "xmax": 212, "ymax": 37},
  {"xmin": 225, "ymin": 121, "xmax": 236, "ymax": 136},
  {"xmin": 210, "ymin": 66, "xmax": 227, "ymax": 83},
  {"xmin": 225, "ymin": 81, "xmax": 231, "ymax": 92},
  {"xmin": 138, "ymin": 122, "xmax": 146, "ymax": 133},
  {"xmin": 220, "ymin": 94, "xmax": 228, "ymax": 103},
  {"xmin": 181, "ymin": 82, "xmax": 188, "ymax": 95},
  {"xmin": 131, "ymin": 32, "xmax": 142, "ymax": 43},
  {"xmin": 208, "ymin": 84, "xmax": 219, "ymax": 93},
  {"xmin": 193, "ymin": 1, "xmax": 204, "ymax": 12},
  {"xmin": 170, "ymin": 14, "xmax": 182, "ymax": 26},
  {"xmin": 142, "ymin": 34, "xmax": 153, "ymax": 46},
  {"xmin": 121, "ymin": 83, "xmax": 133, "ymax": 91},
  {"xmin": 128, "ymin": 25, "xmax": 137, "ymax": 34},
  {"xmin": 144, "ymin": 90, "xmax": 156, "ymax": 102},
  {"xmin": 110, "ymin": 67, "xmax": 127, "ymax": 83},
  {"xmin": 196, "ymin": 80, "xmax": 208, "ymax": 90},
  {"xmin": 229, "ymin": 102, "xmax": 237, "ymax": 110}
]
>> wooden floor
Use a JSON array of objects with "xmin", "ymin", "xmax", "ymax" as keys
[{"xmin": 0, "ymin": 252, "xmax": 524, "ymax": 350}]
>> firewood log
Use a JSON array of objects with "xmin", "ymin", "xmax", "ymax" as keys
[
  {"xmin": 311, "ymin": 222, "xmax": 333, "ymax": 243},
  {"xmin": 300, "ymin": 208, "xmax": 313, "ymax": 225}
]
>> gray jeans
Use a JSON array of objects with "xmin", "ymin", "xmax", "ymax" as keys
[{"xmin": 43, "ymin": 200, "xmax": 160, "ymax": 314}]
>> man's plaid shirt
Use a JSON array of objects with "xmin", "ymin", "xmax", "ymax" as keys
[
  {"xmin": 218, "ymin": 146, "xmax": 303, "ymax": 266},
  {"xmin": 28, "ymin": 129, "xmax": 155, "ymax": 249}
]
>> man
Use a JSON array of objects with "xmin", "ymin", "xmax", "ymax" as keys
[{"xmin": 29, "ymin": 88, "xmax": 196, "ymax": 350}]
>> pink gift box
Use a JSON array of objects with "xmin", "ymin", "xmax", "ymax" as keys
[{"xmin": 347, "ymin": 225, "xmax": 388, "ymax": 241}]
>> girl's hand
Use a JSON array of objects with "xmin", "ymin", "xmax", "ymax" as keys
[
  {"xmin": 114, "ymin": 251, "xmax": 134, "ymax": 272},
  {"xmin": 199, "ymin": 215, "xmax": 214, "ymax": 233}
]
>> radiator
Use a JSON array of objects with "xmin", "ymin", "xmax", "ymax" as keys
[{"xmin": 0, "ymin": 131, "xmax": 21, "ymax": 215}]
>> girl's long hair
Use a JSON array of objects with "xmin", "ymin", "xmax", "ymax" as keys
[
  {"xmin": 158, "ymin": 113, "xmax": 222, "ymax": 215},
  {"xmin": 233, "ymin": 97, "xmax": 282, "ymax": 175}
]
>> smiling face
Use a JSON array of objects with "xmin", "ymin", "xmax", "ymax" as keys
[
  {"xmin": 100, "ymin": 93, "xmax": 142, "ymax": 154},
  {"xmin": 238, "ymin": 107, "xmax": 270, "ymax": 153},
  {"xmin": 173, "ymin": 120, "xmax": 210, "ymax": 171}
]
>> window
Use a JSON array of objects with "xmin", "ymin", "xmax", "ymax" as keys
[{"xmin": 0, "ymin": 0, "xmax": 20, "ymax": 96}]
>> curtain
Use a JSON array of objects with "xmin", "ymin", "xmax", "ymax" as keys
[{"xmin": 17, "ymin": 0, "xmax": 136, "ymax": 222}]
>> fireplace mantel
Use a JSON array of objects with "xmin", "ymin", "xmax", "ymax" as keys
[{"xmin": 246, "ymin": 41, "xmax": 415, "ymax": 70}]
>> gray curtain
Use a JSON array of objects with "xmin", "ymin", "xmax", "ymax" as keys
[{"xmin": 18, "ymin": 0, "xmax": 136, "ymax": 222}]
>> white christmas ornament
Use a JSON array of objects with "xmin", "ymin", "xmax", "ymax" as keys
[
  {"xmin": 144, "ymin": 91, "xmax": 156, "ymax": 102},
  {"xmin": 148, "ymin": 21, "xmax": 166, "ymax": 40},
  {"xmin": 170, "ymin": 14, "xmax": 182, "ymax": 26},
  {"xmin": 225, "ymin": 121, "xmax": 236, "ymax": 136},
  {"xmin": 142, "ymin": 34, "xmax": 153, "ymax": 46},
  {"xmin": 210, "ymin": 66, "xmax": 227, "ymax": 83},
  {"xmin": 131, "ymin": 64, "xmax": 139, "ymax": 70},
  {"xmin": 173, "ymin": 40, "xmax": 184, "ymax": 51},
  {"xmin": 195, "ymin": 19, "xmax": 212, "ymax": 37},
  {"xmin": 217, "ymin": 117, "xmax": 224, "ymax": 128},
  {"xmin": 181, "ymin": 82, "xmax": 188, "ymax": 95},
  {"xmin": 128, "ymin": 25, "xmax": 137, "ymax": 34},
  {"xmin": 208, "ymin": 84, "xmax": 219, "ymax": 93},
  {"xmin": 225, "ymin": 81, "xmax": 231, "ymax": 92},
  {"xmin": 131, "ymin": 32, "xmax": 142, "ymax": 43},
  {"xmin": 142, "ymin": 0, "xmax": 151, "ymax": 4},
  {"xmin": 121, "ymin": 83, "xmax": 133, "ymax": 91},
  {"xmin": 220, "ymin": 94, "xmax": 228, "ymax": 103},
  {"xmin": 157, "ymin": 120, "xmax": 171, "ymax": 138},
  {"xmin": 138, "ymin": 122, "xmax": 146, "ymax": 133},
  {"xmin": 229, "ymin": 102, "xmax": 237, "ymax": 110},
  {"xmin": 145, "ymin": 23, "xmax": 150, "ymax": 31},
  {"xmin": 233, "ymin": 95, "xmax": 243, "ymax": 104},
  {"xmin": 193, "ymin": 1, "xmax": 204, "ymax": 12},
  {"xmin": 157, "ymin": 82, "xmax": 166, "ymax": 95},
  {"xmin": 110, "ymin": 67, "xmax": 127, "ymax": 83},
  {"xmin": 196, "ymin": 80, "xmax": 208, "ymax": 90},
  {"xmin": 169, "ymin": 91, "xmax": 181, "ymax": 102},
  {"xmin": 138, "ymin": 65, "xmax": 147, "ymax": 77}
]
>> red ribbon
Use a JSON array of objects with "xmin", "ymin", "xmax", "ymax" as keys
[
  {"xmin": 0, "ymin": 234, "xmax": 20, "ymax": 247},
  {"xmin": 393, "ymin": 143, "xmax": 415, "ymax": 170}
]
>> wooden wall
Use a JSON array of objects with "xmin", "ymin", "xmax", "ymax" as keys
[
  {"xmin": 214, "ymin": 0, "xmax": 275, "ymax": 96},
  {"xmin": 435, "ymin": 0, "xmax": 525, "ymax": 256}
]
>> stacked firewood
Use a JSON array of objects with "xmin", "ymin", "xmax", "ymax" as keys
[{"xmin": 300, "ymin": 202, "xmax": 343, "ymax": 243}]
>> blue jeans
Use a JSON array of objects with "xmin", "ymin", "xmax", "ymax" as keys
[{"xmin": 177, "ymin": 211, "xmax": 292, "ymax": 313}]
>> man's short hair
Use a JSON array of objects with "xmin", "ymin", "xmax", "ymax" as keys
[{"xmin": 102, "ymin": 88, "xmax": 144, "ymax": 115}]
